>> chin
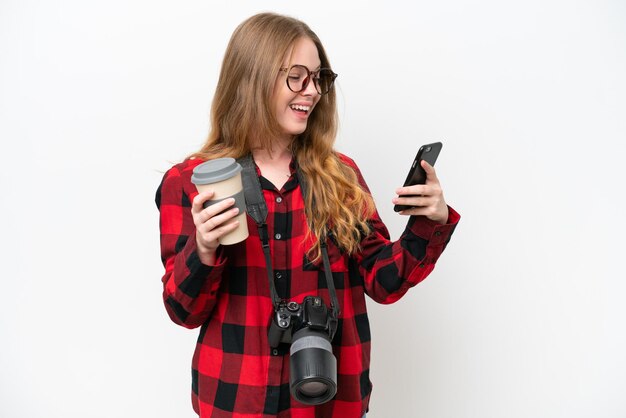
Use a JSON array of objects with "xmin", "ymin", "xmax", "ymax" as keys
[{"xmin": 286, "ymin": 125, "xmax": 307, "ymax": 136}]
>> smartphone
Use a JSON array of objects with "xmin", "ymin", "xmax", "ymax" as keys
[{"xmin": 393, "ymin": 142, "xmax": 443, "ymax": 212}]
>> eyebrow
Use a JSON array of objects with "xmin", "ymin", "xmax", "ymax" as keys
[{"xmin": 286, "ymin": 64, "xmax": 322, "ymax": 72}]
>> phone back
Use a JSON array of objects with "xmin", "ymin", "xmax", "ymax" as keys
[
  {"xmin": 403, "ymin": 142, "xmax": 442, "ymax": 187},
  {"xmin": 394, "ymin": 142, "xmax": 443, "ymax": 212}
]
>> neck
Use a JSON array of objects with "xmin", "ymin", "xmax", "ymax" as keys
[
  {"xmin": 250, "ymin": 136, "xmax": 294, "ymax": 163},
  {"xmin": 250, "ymin": 138, "xmax": 294, "ymax": 190}
]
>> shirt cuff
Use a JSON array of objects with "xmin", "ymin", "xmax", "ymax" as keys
[
  {"xmin": 182, "ymin": 234, "xmax": 228, "ymax": 272},
  {"xmin": 406, "ymin": 205, "xmax": 460, "ymax": 245}
]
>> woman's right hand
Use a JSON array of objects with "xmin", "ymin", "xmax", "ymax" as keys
[{"xmin": 191, "ymin": 190, "xmax": 240, "ymax": 265}]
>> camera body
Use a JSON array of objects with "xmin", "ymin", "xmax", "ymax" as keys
[
  {"xmin": 268, "ymin": 296, "xmax": 339, "ymax": 405},
  {"xmin": 268, "ymin": 296, "xmax": 337, "ymax": 347}
]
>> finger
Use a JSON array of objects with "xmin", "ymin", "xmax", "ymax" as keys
[
  {"xmin": 197, "ymin": 218, "xmax": 241, "ymax": 251},
  {"xmin": 201, "ymin": 219, "xmax": 241, "ymax": 247},
  {"xmin": 398, "ymin": 206, "xmax": 428, "ymax": 216},
  {"xmin": 203, "ymin": 196, "xmax": 236, "ymax": 216},
  {"xmin": 392, "ymin": 195, "xmax": 431, "ymax": 208},
  {"xmin": 192, "ymin": 190, "xmax": 215, "ymax": 213},
  {"xmin": 213, "ymin": 220, "xmax": 241, "ymax": 243},
  {"xmin": 200, "ymin": 204, "xmax": 239, "ymax": 231},
  {"xmin": 396, "ymin": 183, "xmax": 442, "ymax": 197},
  {"xmin": 421, "ymin": 160, "xmax": 440, "ymax": 184},
  {"xmin": 399, "ymin": 205, "xmax": 436, "ymax": 217},
  {"xmin": 196, "ymin": 198, "xmax": 236, "ymax": 225},
  {"xmin": 395, "ymin": 184, "xmax": 428, "ymax": 196}
]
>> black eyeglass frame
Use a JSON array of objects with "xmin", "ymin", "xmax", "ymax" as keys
[{"xmin": 279, "ymin": 65, "xmax": 338, "ymax": 95}]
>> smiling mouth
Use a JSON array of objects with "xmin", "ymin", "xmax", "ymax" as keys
[{"xmin": 290, "ymin": 104, "xmax": 311, "ymax": 114}]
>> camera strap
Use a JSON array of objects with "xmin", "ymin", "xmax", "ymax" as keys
[{"xmin": 238, "ymin": 154, "xmax": 340, "ymax": 318}]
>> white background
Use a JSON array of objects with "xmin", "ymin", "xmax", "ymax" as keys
[{"xmin": 1, "ymin": 1, "xmax": 625, "ymax": 417}]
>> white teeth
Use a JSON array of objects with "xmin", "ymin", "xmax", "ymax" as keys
[{"xmin": 290, "ymin": 104, "xmax": 310, "ymax": 112}]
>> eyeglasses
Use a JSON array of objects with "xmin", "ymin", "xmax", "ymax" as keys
[{"xmin": 279, "ymin": 65, "xmax": 338, "ymax": 95}]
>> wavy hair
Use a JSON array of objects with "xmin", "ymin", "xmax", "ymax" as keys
[{"xmin": 190, "ymin": 12, "xmax": 375, "ymax": 258}]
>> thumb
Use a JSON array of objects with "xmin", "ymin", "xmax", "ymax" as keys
[{"xmin": 421, "ymin": 160, "xmax": 439, "ymax": 184}]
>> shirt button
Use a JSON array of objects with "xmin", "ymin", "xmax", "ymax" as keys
[
  {"xmin": 272, "ymin": 349, "xmax": 279, "ymax": 356},
  {"xmin": 276, "ymin": 197, "xmax": 283, "ymax": 203},
  {"xmin": 275, "ymin": 272, "xmax": 282, "ymax": 279},
  {"xmin": 419, "ymin": 263, "xmax": 425, "ymax": 268},
  {"xmin": 275, "ymin": 233, "xmax": 282, "ymax": 240},
  {"xmin": 435, "ymin": 231, "xmax": 442, "ymax": 236}
]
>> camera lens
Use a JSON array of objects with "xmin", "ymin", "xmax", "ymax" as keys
[
  {"xmin": 425, "ymin": 146, "xmax": 432, "ymax": 152},
  {"xmin": 289, "ymin": 328, "xmax": 337, "ymax": 405},
  {"xmin": 299, "ymin": 381, "xmax": 328, "ymax": 397}
]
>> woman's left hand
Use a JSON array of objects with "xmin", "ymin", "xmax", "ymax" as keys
[{"xmin": 392, "ymin": 160, "xmax": 449, "ymax": 224}]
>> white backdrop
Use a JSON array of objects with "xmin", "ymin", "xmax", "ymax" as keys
[{"xmin": 1, "ymin": 1, "xmax": 625, "ymax": 417}]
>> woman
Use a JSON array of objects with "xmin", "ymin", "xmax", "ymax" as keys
[{"xmin": 156, "ymin": 12, "xmax": 460, "ymax": 418}]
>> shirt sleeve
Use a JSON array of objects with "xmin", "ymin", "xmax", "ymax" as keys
[
  {"xmin": 155, "ymin": 164, "xmax": 228, "ymax": 328},
  {"xmin": 343, "ymin": 155, "xmax": 460, "ymax": 304}
]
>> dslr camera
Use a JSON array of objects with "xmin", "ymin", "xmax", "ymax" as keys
[{"xmin": 268, "ymin": 295, "xmax": 339, "ymax": 405}]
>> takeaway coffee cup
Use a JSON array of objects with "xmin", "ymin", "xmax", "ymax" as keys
[{"xmin": 191, "ymin": 158, "xmax": 248, "ymax": 245}]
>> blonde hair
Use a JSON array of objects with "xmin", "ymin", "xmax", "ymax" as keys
[{"xmin": 191, "ymin": 12, "xmax": 375, "ymax": 258}]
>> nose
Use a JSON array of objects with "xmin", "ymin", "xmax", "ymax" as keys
[{"xmin": 301, "ymin": 75, "xmax": 319, "ymax": 97}]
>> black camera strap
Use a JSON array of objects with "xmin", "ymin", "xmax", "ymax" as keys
[{"xmin": 238, "ymin": 154, "xmax": 340, "ymax": 318}]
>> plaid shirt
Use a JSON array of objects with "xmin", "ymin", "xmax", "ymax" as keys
[{"xmin": 156, "ymin": 154, "xmax": 460, "ymax": 418}]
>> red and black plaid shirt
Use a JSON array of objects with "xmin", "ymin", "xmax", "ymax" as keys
[{"xmin": 156, "ymin": 154, "xmax": 460, "ymax": 418}]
